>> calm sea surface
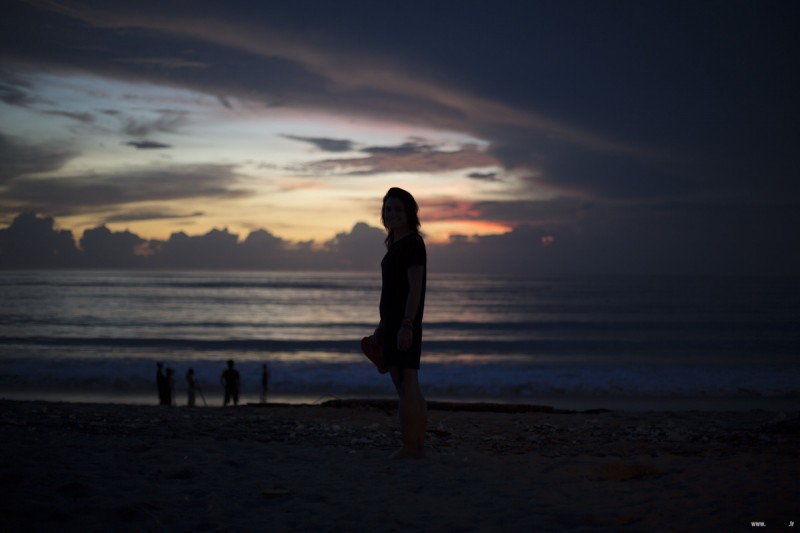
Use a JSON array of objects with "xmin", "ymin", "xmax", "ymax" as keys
[{"xmin": 1, "ymin": 270, "xmax": 798, "ymax": 410}]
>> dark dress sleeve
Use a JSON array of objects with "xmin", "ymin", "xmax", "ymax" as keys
[{"xmin": 405, "ymin": 234, "xmax": 427, "ymax": 268}]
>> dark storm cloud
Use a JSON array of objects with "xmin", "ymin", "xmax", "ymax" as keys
[
  {"xmin": 282, "ymin": 135, "xmax": 356, "ymax": 153},
  {"xmin": 123, "ymin": 140, "xmax": 172, "ymax": 149},
  {"xmin": 535, "ymin": 150, "xmax": 694, "ymax": 201},
  {"xmin": 471, "ymin": 199, "xmax": 588, "ymax": 226},
  {"xmin": 3, "ymin": 164, "xmax": 252, "ymax": 212},
  {"xmin": 429, "ymin": 201, "xmax": 800, "ymax": 277}
]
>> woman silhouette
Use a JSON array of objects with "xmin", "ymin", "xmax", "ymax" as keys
[{"xmin": 368, "ymin": 187, "xmax": 428, "ymax": 459}]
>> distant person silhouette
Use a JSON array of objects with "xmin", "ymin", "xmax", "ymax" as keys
[
  {"xmin": 186, "ymin": 368, "xmax": 197, "ymax": 407},
  {"xmin": 156, "ymin": 362, "xmax": 169, "ymax": 406},
  {"xmin": 165, "ymin": 368, "xmax": 175, "ymax": 406},
  {"xmin": 261, "ymin": 363, "xmax": 270, "ymax": 404},
  {"xmin": 363, "ymin": 187, "xmax": 427, "ymax": 459},
  {"xmin": 220, "ymin": 360, "xmax": 241, "ymax": 406}
]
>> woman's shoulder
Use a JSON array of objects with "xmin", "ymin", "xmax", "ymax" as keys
[
  {"xmin": 408, "ymin": 231, "xmax": 425, "ymax": 244},
  {"xmin": 391, "ymin": 231, "xmax": 424, "ymax": 246},
  {"xmin": 398, "ymin": 232, "xmax": 425, "ymax": 250},
  {"xmin": 403, "ymin": 232, "xmax": 426, "ymax": 263}
]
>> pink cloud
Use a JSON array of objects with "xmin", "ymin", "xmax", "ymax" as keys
[{"xmin": 423, "ymin": 199, "xmax": 483, "ymax": 222}]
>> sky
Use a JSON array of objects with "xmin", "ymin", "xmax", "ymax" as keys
[{"xmin": 1, "ymin": 0, "xmax": 799, "ymax": 275}]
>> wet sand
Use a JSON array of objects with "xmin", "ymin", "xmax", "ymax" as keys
[{"xmin": 1, "ymin": 399, "xmax": 797, "ymax": 531}]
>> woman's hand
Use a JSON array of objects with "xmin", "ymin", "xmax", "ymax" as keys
[{"xmin": 397, "ymin": 321, "xmax": 413, "ymax": 351}]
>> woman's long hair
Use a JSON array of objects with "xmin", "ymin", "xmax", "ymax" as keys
[{"xmin": 381, "ymin": 187, "xmax": 421, "ymax": 248}]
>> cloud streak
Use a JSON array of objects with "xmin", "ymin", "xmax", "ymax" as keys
[
  {"xmin": 282, "ymin": 135, "xmax": 355, "ymax": 153},
  {"xmin": 17, "ymin": 0, "xmax": 639, "ymax": 158},
  {"xmin": 124, "ymin": 140, "xmax": 172, "ymax": 149},
  {"xmin": 0, "ymin": 133, "xmax": 77, "ymax": 184},
  {"xmin": 303, "ymin": 142, "xmax": 498, "ymax": 176},
  {"xmin": 3, "ymin": 164, "xmax": 252, "ymax": 213},
  {"xmin": 120, "ymin": 110, "xmax": 188, "ymax": 138}
]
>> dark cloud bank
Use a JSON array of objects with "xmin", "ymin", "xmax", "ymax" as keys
[
  {"xmin": 0, "ymin": 213, "xmax": 385, "ymax": 271},
  {"xmin": 2, "ymin": 211, "xmax": 798, "ymax": 277}
]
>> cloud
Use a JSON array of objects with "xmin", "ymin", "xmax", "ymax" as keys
[
  {"xmin": 114, "ymin": 56, "xmax": 208, "ymax": 69},
  {"xmin": 283, "ymin": 135, "xmax": 355, "ymax": 152},
  {"xmin": 363, "ymin": 142, "xmax": 436, "ymax": 156},
  {"xmin": 79, "ymin": 225, "xmax": 147, "ymax": 268},
  {"xmin": 0, "ymin": 133, "xmax": 76, "ymax": 184},
  {"xmin": 3, "ymin": 209, "xmax": 800, "ymax": 275},
  {"xmin": 0, "ymin": 212, "xmax": 386, "ymax": 271},
  {"xmin": 304, "ymin": 142, "xmax": 499, "ymax": 176},
  {"xmin": 421, "ymin": 198, "xmax": 590, "ymax": 237},
  {"xmin": 4, "ymin": 0, "xmax": 799, "ymax": 276},
  {"xmin": 11, "ymin": 1, "xmax": 634, "ymax": 156},
  {"xmin": 466, "ymin": 198, "xmax": 589, "ymax": 226},
  {"xmin": 0, "ymin": 73, "xmax": 40, "ymax": 107},
  {"xmin": 152, "ymin": 228, "xmax": 242, "ymax": 269},
  {"xmin": 2, "ymin": 164, "xmax": 252, "ymax": 213},
  {"xmin": 217, "ymin": 95, "xmax": 233, "ymax": 109},
  {"xmin": 104, "ymin": 210, "xmax": 204, "ymax": 223},
  {"xmin": 121, "ymin": 110, "xmax": 188, "ymax": 138},
  {"xmin": 0, "ymin": 212, "xmax": 80, "ymax": 268},
  {"xmin": 532, "ymin": 148, "xmax": 693, "ymax": 200},
  {"xmin": 427, "ymin": 200, "xmax": 800, "ymax": 277},
  {"xmin": 422, "ymin": 199, "xmax": 483, "ymax": 222},
  {"xmin": 124, "ymin": 140, "xmax": 173, "ymax": 149},
  {"xmin": 322, "ymin": 222, "xmax": 386, "ymax": 269},
  {"xmin": 43, "ymin": 109, "xmax": 95, "ymax": 123},
  {"xmin": 467, "ymin": 172, "xmax": 500, "ymax": 182}
]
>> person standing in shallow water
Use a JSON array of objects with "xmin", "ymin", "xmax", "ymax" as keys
[{"xmin": 369, "ymin": 187, "xmax": 428, "ymax": 459}]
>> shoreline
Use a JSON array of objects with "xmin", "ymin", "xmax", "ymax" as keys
[
  {"xmin": 2, "ymin": 388, "xmax": 798, "ymax": 413},
  {"xmin": 2, "ymin": 398, "xmax": 797, "ymax": 531}
]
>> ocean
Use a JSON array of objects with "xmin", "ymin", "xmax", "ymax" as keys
[{"xmin": 1, "ymin": 270, "xmax": 798, "ymax": 410}]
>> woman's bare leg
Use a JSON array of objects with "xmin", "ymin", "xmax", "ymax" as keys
[{"xmin": 390, "ymin": 367, "xmax": 427, "ymax": 459}]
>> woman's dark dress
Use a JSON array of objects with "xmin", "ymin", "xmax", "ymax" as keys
[{"xmin": 379, "ymin": 233, "xmax": 427, "ymax": 369}]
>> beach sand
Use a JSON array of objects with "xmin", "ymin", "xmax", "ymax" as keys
[{"xmin": 1, "ymin": 398, "xmax": 797, "ymax": 532}]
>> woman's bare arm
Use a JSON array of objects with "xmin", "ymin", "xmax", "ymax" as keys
[
  {"xmin": 398, "ymin": 265, "xmax": 424, "ymax": 350},
  {"xmin": 404, "ymin": 265, "xmax": 424, "ymax": 322}
]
